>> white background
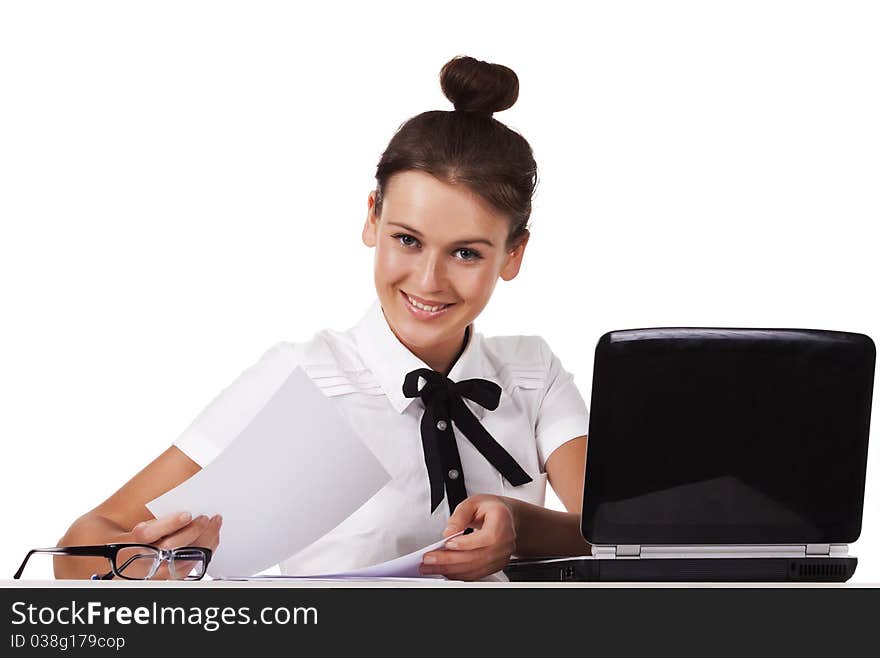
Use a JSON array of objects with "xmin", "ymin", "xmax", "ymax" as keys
[{"xmin": 1, "ymin": 1, "xmax": 877, "ymax": 582}]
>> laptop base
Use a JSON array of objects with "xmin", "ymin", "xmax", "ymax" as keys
[{"xmin": 503, "ymin": 556, "xmax": 858, "ymax": 582}]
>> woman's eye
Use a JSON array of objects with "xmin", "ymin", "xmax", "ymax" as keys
[
  {"xmin": 392, "ymin": 233, "xmax": 419, "ymax": 248},
  {"xmin": 454, "ymin": 248, "xmax": 482, "ymax": 261}
]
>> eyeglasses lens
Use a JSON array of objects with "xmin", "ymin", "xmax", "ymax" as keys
[
  {"xmin": 170, "ymin": 549, "xmax": 207, "ymax": 580},
  {"xmin": 115, "ymin": 546, "xmax": 161, "ymax": 580}
]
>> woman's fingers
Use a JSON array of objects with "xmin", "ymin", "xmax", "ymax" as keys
[
  {"xmin": 192, "ymin": 515, "xmax": 223, "ymax": 551},
  {"xmin": 442, "ymin": 528, "xmax": 491, "ymax": 551},
  {"xmin": 444, "ymin": 497, "xmax": 481, "ymax": 537},
  {"xmin": 154, "ymin": 515, "xmax": 212, "ymax": 549},
  {"xmin": 421, "ymin": 545, "xmax": 510, "ymax": 578},
  {"xmin": 129, "ymin": 512, "xmax": 193, "ymax": 544},
  {"xmin": 421, "ymin": 552, "xmax": 505, "ymax": 580},
  {"xmin": 439, "ymin": 552, "xmax": 509, "ymax": 580},
  {"xmin": 119, "ymin": 513, "xmax": 221, "ymax": 580},
  {"xmin": 423, "ymin": 546, "xmax": 489, "ymax": 567}
]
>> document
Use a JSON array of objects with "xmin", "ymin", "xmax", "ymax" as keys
[
  {"xmin": 244, "ymin": 529, "xmax": 468, "ymax": 580},
  {"xmin": 147, "ymin": 366, "xmax": 391, "ymax": 578}
]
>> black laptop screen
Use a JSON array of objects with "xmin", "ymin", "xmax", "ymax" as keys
[{"xmin": 581, "ymin": 328, "xmax": 874, "ymax": 545}]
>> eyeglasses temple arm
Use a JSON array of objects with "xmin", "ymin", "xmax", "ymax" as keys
[
  {"xmin": 91, "ymin": 571, "xmax": 115, "ymax": 580},
  {"xmin": 14, "ymin": 546, "xmax": 116, "ymax": 580}
]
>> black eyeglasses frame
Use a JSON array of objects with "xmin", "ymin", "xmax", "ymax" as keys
[{"xmin": 14, "ymin": 544, "xmax": 213, "ymax": 581}]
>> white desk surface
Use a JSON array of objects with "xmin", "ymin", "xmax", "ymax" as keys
[{"xmin": 3, "ymin": 579, "xmax": 878, "ymax": 588}]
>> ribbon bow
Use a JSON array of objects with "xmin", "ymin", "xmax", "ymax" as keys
[{"xmin": 403, "ymin": 368, "xmax": 533, "ymax": 514}]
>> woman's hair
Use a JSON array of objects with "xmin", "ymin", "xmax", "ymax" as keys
[{"xmin": 374, "ymin": 56, "xmax": 538, "ymax": 248}]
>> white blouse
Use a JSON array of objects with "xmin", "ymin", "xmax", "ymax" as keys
[{"xmin": 173, "ymin": 300, "xmax": 589, "ymax": 580}]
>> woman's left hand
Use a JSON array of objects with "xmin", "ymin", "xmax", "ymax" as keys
[{"xmin": 420, "ymin": 494, "xmax": 517, "ymax": 581}]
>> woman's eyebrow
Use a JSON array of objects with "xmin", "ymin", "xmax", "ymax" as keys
[
  {"xmin": 452, "ymin": 236, "xmax": 495, "ymax": 247},
  {"xmin": 387, "ymin": 222, "xmax": 495, "ymax": 247},
  {"xmin": 387, "ymin": 222, "xmax": 424, "ymax": 236}
]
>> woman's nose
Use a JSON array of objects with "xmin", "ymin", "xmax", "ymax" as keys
[{"xmin": 417, "ymin": 252, "xmax": 446, "ymax": 291}]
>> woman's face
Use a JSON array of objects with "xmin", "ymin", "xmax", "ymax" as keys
[{"xmin": 362, "ymin": 170, "xmax": 528, "ymax": 370}]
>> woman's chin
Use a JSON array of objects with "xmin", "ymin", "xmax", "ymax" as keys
[
  {"xmin": 393, "ymin": 309, "xmax": 461, "ymax": 347},
  {"xmin": 395, "ymin": 318, "xmax": 447, "ymax": 348}
]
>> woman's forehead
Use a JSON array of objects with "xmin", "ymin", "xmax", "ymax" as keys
[{"xmin": 382, "ymin": 171, "xmax": 508, "ymax": 241}]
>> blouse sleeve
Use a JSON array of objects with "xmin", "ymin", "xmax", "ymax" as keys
[
  {"xmin": 173, "ymin": 341, "xmax": 301, "ymax": 467},
  {"xmin": 534, "ymin": 338, "xmax": 590, "ymax": 471}
]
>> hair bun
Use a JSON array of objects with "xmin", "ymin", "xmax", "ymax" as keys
[{"xmin": 439, "ymin": 55, "xmax": 519, "ymax": 117}]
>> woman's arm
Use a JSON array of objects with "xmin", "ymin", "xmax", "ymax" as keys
[
  {"xmin": 506, "ymin": 435, "xmax": 591, "ymax": 557},
  {"xmin": 54, "ymin": 446, "xmax": 218, "ymax": 579},
  {"xmin": 545, "ymin": 434, "xmax": 587, "ymax": 511}
]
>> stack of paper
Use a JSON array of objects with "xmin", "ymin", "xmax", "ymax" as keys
[
  {"xmin": 248, "ymin": 530, "xmax": 467, "ymax": 580},
  {"xmin": 147, "ymin": 366, "xmax": 393, "ymax": 578}
]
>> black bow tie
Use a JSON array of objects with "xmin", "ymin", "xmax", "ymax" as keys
[{"xmin": 402, "ymin": 368, "xmax": 533, "ymax": 514}]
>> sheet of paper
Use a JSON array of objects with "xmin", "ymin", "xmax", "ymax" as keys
[
  {"xmin": 147, "ymin": 366, "xmax": 391, "ymax": 578},
  {"xmin": 236, "ymin": 530, "xmax": 468, "ymax": 580}
]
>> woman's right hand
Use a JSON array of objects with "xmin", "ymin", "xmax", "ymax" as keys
[
  {"xmin": 121, "ymin": 511, "xmax": 222, "ymax": 579},
  {"xmin": 56, "ymin": 447, "xmax": 212, "ymax": 580}
]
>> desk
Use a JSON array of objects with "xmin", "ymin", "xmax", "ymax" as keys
[{"xmin": 4, "ymin": 579, "xmax": 878, "ymax": 588}]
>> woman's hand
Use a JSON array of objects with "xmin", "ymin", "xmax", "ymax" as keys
[
  {"xmin": 128, "ymin": 511, "xmax": 222, "ymax": 550},
  {"xmin": 119, "ymin": 512, "xmax": 222, "ymax": 579},
  {"xmin": 420, "ymin": 494, "xmax": 517, "ymax": 581}
]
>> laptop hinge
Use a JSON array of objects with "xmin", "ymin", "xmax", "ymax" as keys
[
  {"xmin": 591, "ymin": 545, "xmax": 641, "ymax": 558},
  {"xmin": 590, "ymin": 544, "xmax": 850, "ymax": 558}
]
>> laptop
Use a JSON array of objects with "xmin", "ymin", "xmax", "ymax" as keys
[{"xmin": 504, "ymin": 328, "xmax": 875, "ymax": 582}]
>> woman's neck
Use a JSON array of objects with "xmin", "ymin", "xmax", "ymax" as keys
[
  {"xmin": 390, "ymin": 324, "xmax": 471, "ymax": 375},
  {"xmin": 419, "ymin": 326, "xmax": 471, "ymax": 375}
]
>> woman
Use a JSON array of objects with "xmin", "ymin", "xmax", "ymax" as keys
[{"xmin": 55, "ymin": 55, "xmax": 592, "ymax": 582}]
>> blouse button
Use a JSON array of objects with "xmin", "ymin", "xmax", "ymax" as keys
[
  {"xmin": 436, "ymin": 420, "xmax": 448, "ymax": 431},
  {"xmin": 448, "ymin": 469, "xmax": 459, "ymax": 480}
]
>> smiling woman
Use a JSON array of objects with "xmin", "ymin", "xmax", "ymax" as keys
[
  {"xmin": 54, "ymin": 55, "xmax": 591, "ymax": 583},
  {"xmin": 363, "ymin": 170, "xmax": 528, "ymax": 373}
]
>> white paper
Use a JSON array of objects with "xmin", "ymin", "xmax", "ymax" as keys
[
  {"xmin": 238, "ymin": 530, "xmax": 468, "ymax": 580},
  {"xmin": 147, "ymin": 366, "xmax": 391, "ymax": 578}
]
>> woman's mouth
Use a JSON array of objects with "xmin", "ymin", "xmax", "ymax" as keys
[{"xmin": 400, "ymin": 291, "xmax": 455, "ymax": 319}]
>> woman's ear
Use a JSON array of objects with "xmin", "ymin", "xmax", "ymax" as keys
[
  {"xmin": 499, "ymin": 230, "xmax": 530, "ymax": 281},
  {"xmin": 362, "ymin": 191, "xmax": 380, "ymax": 247}
]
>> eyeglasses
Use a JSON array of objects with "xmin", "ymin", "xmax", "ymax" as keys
[{"xmin": 14, "ymin": 544, "xmax": 212, "ymax": 581}]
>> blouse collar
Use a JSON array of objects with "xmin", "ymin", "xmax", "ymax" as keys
[{"xmin": 350, "ymin": 300, "xmax": 491, "ymax": 415}]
